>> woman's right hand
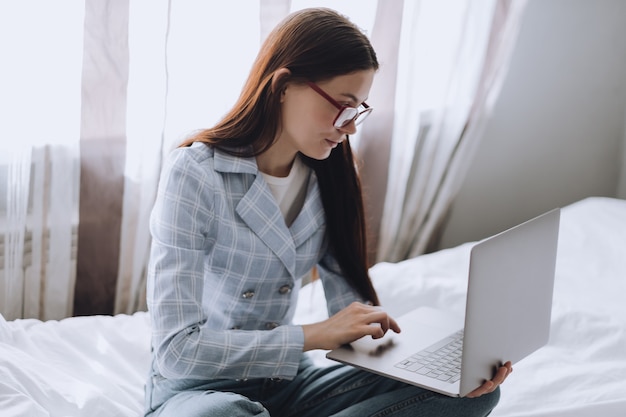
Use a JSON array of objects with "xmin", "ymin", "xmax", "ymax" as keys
[{"xmin": 302, "ymin": 302, "xmax": 401, "ymax": 351}]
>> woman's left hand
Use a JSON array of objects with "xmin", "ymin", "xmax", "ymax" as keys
[{"xmin": 465, "ymin": 361, "xmax": 513, "ymax": 398}]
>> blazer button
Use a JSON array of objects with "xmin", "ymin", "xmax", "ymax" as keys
[
  {"xmin": 278, "ymin": 285, "xmax": 292, "ymax": 295},
  {"xmin": 242, "ymin": 290, "xmax": 255, "ymax": 299},
  {"xmin": 265, "ymin": 322, "xmax": 279, "ymax": 330}
]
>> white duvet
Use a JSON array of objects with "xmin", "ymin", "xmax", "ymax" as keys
[{"xmin": 1, "ymin": 197, "xmax": 625, "ymax": 416}]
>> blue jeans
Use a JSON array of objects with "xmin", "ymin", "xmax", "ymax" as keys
[{"xmin": 145, "ymin": 355, "xmax": 499, "ymax": 417}]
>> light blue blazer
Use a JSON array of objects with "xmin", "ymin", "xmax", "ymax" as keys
[{"xmin": 147, "ymin": 142, "xmax": 364, "ymax": 382}]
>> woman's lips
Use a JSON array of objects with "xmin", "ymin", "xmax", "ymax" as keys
[{"xmin": 325, "ymin": 138, "xmax": 342, "ymax": 148}]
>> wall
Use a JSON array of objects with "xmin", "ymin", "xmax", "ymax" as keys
[
  {"xmin": 619, "ymin": 108, "xmax": 626, "ymax": 198},
  {"xmin": 439, "ymin": 0, "xmax": 626, "ymax": 249}
]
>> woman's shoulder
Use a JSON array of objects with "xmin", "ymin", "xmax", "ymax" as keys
[
  {"xmin": 168, "ymin": 141, "xmax": 215, "ymax": 166},
  {"xmin": 158, "ymin": 143, "xmax": 219, "ymax": 195},
  {"xmin": 165, "ymin": 143, "xmax": 223, "ymax": 179},
  {"xmin": 168, "ymin": 142, "xmax": 257, "ymax": 175}
]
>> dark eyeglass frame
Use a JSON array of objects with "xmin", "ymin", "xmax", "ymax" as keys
[{"xmin": 306, "ymin": 82, "xmax": 373, "ymax": 129}]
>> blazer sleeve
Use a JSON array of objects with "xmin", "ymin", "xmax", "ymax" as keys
[
  {"xmin": 317, "ymin": 250, "xmax": 367, "ymax": 317},
  {"xmin": 147, "ymin": 147, "xmax": 304, "ymax": 381}
]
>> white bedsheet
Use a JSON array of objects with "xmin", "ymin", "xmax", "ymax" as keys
[
  {"xmin": 1, "ymin": 196, "xmax": 625, "ymax": 416},
  {"xmin": 0, "ymin": 312, "xmax": 151, "ymax": 416},
  {"xmin": 296, "ymin": 197, "xmax": 626, "ymax": 417}
]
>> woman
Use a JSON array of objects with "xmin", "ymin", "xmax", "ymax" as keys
[{"xmin": 144, "ymin": 7, "xmax": 511, "ymax": 417}]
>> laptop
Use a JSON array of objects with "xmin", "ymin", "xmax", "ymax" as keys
[{"xmin": 326, "ymin": 208, "xmax": 560, "ymax": 397}]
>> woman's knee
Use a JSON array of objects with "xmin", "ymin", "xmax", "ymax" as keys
[
  {"xmin": 430, "ymin": 387, "xmax": 500, "ymax": 417},
  {"xmin": 468, "ymin": 386, "xmax": 501, "ymax": 417},
  {"xmin": 154, "ymin": 390, "xmax": 270, "ymax": 417}
]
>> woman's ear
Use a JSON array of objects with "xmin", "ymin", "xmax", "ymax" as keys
[{"xmin": 271, "ymin": 67, "xmax": 291, "ymax": 95}]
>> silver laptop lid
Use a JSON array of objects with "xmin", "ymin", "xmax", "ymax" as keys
[{"xmin": 459, "ymin": 208, "xmax": 560, "ymax": 396}]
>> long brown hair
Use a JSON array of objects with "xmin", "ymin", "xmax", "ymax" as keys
[{"xmin": 180, "ymin": 8, "xmax": 380, "ymax": 305}]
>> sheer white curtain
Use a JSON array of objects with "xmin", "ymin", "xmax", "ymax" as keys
[
  {"xmin": 115, "ymin": 0, "xmax": 169, "ymax": 315},
  {"xmin": 117, "ymin": 0, "xmax": 266, "ymax": 314},
  {"xmin": 0, "ymin": 2, "xmax": 83, "ymax": 321},
  {"xmin": 118, "ymin": 0, "xmax": 381, "ymax": 313},
  {"xmin": 0, "ymin": 0, "xmax": 379, "ymax": 320},
  {"xmin": 376, "ymin": 0, "xmax": 528, "ymax": 262},
  {"xmin": 0, "ymin": 0, "xmax": 523, "ymax": 319}
]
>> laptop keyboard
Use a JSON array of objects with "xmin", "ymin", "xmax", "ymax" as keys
[{"xmin": 394, "ymin": 329, "xmax": 464, "ymax": 384}]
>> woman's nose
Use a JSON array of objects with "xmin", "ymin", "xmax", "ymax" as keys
[{"xmin": 338, "ymin": 119, "xmax": 357, "ymax": 135}]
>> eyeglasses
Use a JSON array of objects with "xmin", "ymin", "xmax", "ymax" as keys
[{"xmin": 306, "ymin": 82, "xmax": 373, "ymax": 129}]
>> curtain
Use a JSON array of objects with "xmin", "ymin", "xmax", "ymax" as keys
[
  {"xmin": 114, "ymin": 0, "xmax": 169, "ymax": 315},
  {"xmin": 0, "ymin": 0, "xmax": 523, "ymax": 320},
  {"xmin": 357, "ymin": 0, "xmax": 405, "ymax": 265},
  {"xmin": 0, "ymin": 2, "xmax": 83, "ymax": 321},
  {"xmin": 375, "ymin": 0, "xmax": 528, "ymax": 262},
  {"xmin": 0, "ymin": 0, "xmax": 377, "ymax": 320}
]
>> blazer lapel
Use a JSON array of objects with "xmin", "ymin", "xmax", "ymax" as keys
[
  {"xmin": 290, "ymin": 172, "xmax": 325, "ymax": 248},
  {"xmin": 216, "ymin": 149, "xmax": 324, "ymax": 278},
  {"xmin": 232, "ymin": 168, "xmax": 297, "ymax": 278}
]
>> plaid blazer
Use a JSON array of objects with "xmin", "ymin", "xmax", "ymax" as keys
[{"xmin": 147, "ymin": 142, "xmax": 364, "ymax": 381}]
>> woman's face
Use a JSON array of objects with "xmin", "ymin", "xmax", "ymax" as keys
[{"xmin": 277, "ymin": 69, "xmax": 375, "ymax": 161}]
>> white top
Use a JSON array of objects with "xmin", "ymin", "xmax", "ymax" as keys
[{"xmin": 261, "ymin": 156, "xmax": 311, "ymax": 227}]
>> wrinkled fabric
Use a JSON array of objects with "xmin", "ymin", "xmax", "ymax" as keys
[
  {"xmin": 1, "ymin": 197, "xmax": 625, "ymax": 416},
  {"xmin": 0, "ymin": 312, "xmax": 151, "ymax": 416}
]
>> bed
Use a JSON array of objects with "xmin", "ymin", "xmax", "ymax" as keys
[{"xmin": 1, "ymin": 196, "xmax": 625, "ymax": 416}]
